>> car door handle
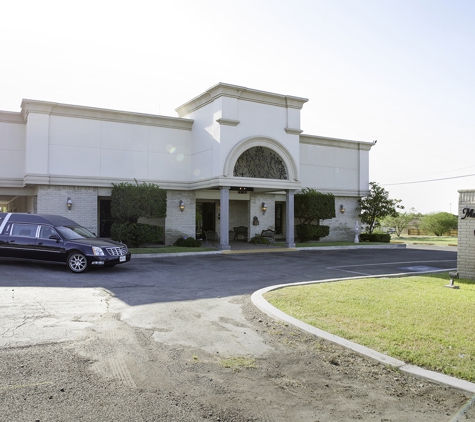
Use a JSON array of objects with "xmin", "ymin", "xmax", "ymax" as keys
[
  {"xmin": 37, "ymin": 242, "xmax": 43, "ymax": 245},
  {"xmin": 9, "ymin": 240, "xmax": 15, "ymax": 243}
]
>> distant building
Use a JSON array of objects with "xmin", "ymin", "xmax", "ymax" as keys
[{"xmin": 0, "ymin": 83, "xmax": 374, "ymax": 248}]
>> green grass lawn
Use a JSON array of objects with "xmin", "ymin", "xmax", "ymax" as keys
[
  {"xmin": 390, "ymin": 235, "xmax": 457, "ymax": 246},
  {"xmin": 264, "ymin": 273, "xmax": 475, "ymax": 382}
]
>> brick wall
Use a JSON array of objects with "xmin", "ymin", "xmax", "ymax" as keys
[
  {"xmin": 165, "ymin": 190, "xmax": 196, "ymax": 245},
  {"xmin": 324, "ymin": 197, "xmax": 361, "ymax": 242},
  {"xmin": 457, "ymin": 190, "xmax": 475, "ymax": 279},
  {"xmin": 36, "ymin": 185, "xmax": 98, "ymax": 233},
  {"xmin": 249, "ymin": 193, "xmax": 275, "ymax": 238}
]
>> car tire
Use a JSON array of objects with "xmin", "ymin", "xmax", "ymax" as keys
[{"xmin": 67, "ymin": 252, "xmax": 89, "ymax": 273}]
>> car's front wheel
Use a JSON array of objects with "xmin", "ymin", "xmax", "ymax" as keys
[{"xmin": 67, "ymin": 252, "xmax": 89, "ymax": 273}]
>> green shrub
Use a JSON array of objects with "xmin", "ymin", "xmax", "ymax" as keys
[
  {"xmin": 296, "ymin": 224, "xmax": 330, "ymax": 242},
  {"xmin": 173, "ymin": 237, "xmax": 202, "ymax": 247},
  {"xmin": 249, "ymin": 235, "xmax": 269, "ymax": 245},
  {"xmin": 111, "ymin": 222, "xmax": 164, "ymax": 248},
  {"xmin": 111, "ymin": 181, "xmax": 166, "ymax": 223},
  {"xmin": 359, "ymin": 233, "xmax": 391, "ymax": 243}
]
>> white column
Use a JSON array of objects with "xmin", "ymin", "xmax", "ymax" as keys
[
  {"xmin": 285, "ymin": 189, "xmax": 295, "ymax": 248},
  {"xmin": 219, "ymin": 187, "xmax": 231, "ymax": 250}
]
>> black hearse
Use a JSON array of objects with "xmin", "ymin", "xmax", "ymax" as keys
[{"xmin": 0, "ymin": 213, "xmax": 131, "ymax": 273}]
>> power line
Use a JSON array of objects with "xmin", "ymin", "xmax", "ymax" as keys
[{"xmin": 382, "ymin": 173, "xmax": 475, "ymax": 186}]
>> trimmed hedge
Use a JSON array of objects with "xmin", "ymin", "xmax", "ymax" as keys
[
  {"xmin": 296, "ymin": 224, "xmax": 330, "ymax": 242},
  {"xmin": 359, "ymin": 233, "xmax": 391, "ymax": 243},
  {"xmin": 249, "ymin": 235, "xmax": 270, "ymax": 245},
  {"xmin": 111, "ymin": 223, "xmax": 164, "ymax": 248},
  {"xmin": 173, "ymin": 237, "xmax": 202, "ymax": 247}
]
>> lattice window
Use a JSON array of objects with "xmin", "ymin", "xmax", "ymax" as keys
[{"xmin": 233, "ymin": 147, "xmax": 288, "ymax": 180}]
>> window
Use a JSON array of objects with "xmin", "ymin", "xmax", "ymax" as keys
[
  {"xmin": 39, "ymin": 226, "xmax": 58, "ymax": 239},
  {"xmin": 11, "ymin": 224, "xmax": 39, "ymax": 237}
]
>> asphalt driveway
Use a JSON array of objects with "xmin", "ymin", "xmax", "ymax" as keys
[{"xmin": 2, "ymin": 246, "xmax": 471, "ymax": 422}]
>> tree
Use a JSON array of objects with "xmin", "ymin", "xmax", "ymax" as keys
[
  {"xmin": 419, "ymin": 212, "xmax": 458, "ymax": 236},
  {"xmin": 110, "ymin": 181, "xmax": 167, "ymax": 247},
  {"xmin": 294, "ymin": 188, "xmax": 335, "ymax": 242},
  {"xmin": 380, "ymin": 208, "xmax": 417, "ymax": 237},
  {"xmin": 358, "ymin": 182, "xmax": 403, "ymax": 234}
]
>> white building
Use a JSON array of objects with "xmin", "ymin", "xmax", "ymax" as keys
[{"xmin": 0, "ymin": 82, "xmax": 374, "ymax": 248}]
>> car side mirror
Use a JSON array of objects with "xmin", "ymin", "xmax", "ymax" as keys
[{"xmin": 49, "ymin": 234, "xmax": 61, "ymax": 242}]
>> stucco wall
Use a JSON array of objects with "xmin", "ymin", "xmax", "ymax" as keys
[
  {"xmin": 183, "ymin": 97, "xmax": 301, "ymax": 183},
  {"xmin": 0, "ymin": 118, "xmax": 26, "ymax": 182},
  {"xmin": 299, "ymin": 140, "xmax": 370, "ymax": 195},
  {"xmin": 47, "ymin": 115, "xmax": 193, "ymax": 182}
]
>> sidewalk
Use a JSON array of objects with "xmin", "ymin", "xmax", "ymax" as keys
[{"xmin": 133, "ymin": 241, "xmax": 407, "ymax": 258}]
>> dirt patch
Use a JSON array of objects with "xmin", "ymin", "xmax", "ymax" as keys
[{"xmin": 0, "ymin": 296, "xmax": 472, "ymax": 421}]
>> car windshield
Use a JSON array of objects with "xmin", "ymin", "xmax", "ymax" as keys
[{"xmin": 56, "ymin": 225, "xmax": 96, "ymax": 240}]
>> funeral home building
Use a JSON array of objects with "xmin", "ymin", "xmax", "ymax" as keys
[{"xmin": 0, "ymin": 82, "xmax": 375, "ymax": 249}]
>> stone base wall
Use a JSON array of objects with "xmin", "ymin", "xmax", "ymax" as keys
[
  {"xmin": 229, "ymin": 200, "xmax": 249, "ymax": 234},
  {"xmin": 320, "ymin": 196, "xmax": 360, "ymax": 242},
  {"xmin": 457, "ymin": 190, "xmax": 475, "ymax": 279},
  {"xmin": 249, "ymin": 193, "xmax": 275, "ymax": 239},
  {"xmin": 36, "ymin": 185, "xmax": 98, "ymax": 233},
  {"xmin": 165, "ymin": 190, "xmax": 196, "ymax": 245}
]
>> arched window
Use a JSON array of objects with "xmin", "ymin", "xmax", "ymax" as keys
[{"xmin": 233, "ymin": 146, "xmax": 288, "ymax": 180}]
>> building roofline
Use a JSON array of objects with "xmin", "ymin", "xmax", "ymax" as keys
[
  {"xmin": 299, "ymin": 134, "xmax": 376, "ymax": 151},
  {"xmin": 18, "ymin": 99, "xmax": 194, "ymax": 130},
  {"xmin": 175, "ymin": 82, "xmax": 308, "ymax": 117}
]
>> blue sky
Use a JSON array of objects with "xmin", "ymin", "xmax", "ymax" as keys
[{"xmin": 1, "ymin": 0, "xmax": 473, "ymax": 214}]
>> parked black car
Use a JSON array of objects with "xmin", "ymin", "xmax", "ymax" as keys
[{"xmin": 0, "ymin": 213, "xmax": 131, "ymax": 273}]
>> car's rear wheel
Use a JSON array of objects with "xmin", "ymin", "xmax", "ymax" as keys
[{"xmin": 67, "ymin": 252, "xmax": 89, "ymax": 273}]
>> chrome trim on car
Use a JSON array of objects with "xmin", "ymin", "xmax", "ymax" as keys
[
  {"xmin": 106, "ymin": 246, "xmax": 128, "ymax": 256},
  {"xmin": 0, "ymin": 213, "xmax": 12, "ymax": 234}
]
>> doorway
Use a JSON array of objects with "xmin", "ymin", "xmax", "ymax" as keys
[{"xmin": 196, "ymin": 202, "xmax": 216, "ymax": 239}]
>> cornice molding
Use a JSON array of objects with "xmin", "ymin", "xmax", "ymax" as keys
[
  {"xmin": 176, "ymin": 82, "xmax": 308, "ymax": 117},
  {"xmin": 0, "ymin": 178, "xmax": 25, "ymax": 188},
  {"xmin": 299, "ymin": 134, "xmax": 375, "ymax": 151},
  {"xmin": 23, "ymin": 174, "xmax": 51, "ymax": 185},
  {"xmin": 285, "ymin": 127, "xmax": 303, "ymax": 135},
  {"xmin": 216, "ymin": 118, "xmax": 240, "ymax": 126},
  {"xmin": 189, "ymin": 176, "xmax": 302, "ymax": 191},
  {"xmin": 20, "ymin": 173, "xmax": 302, "ymax": 192},
  {"xmin": 20, "ymin": 100, "xmax": 194, "ymax": 131},
  {"xmin": 0, "ymin": 111, "xmax": 25, "ymax": 124},
  {"xmin": 299, "ymin": 187, "xmax": 370, "ymax": 197}
]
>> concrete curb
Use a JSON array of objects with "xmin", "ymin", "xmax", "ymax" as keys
[
  {"xmin": 251, "ymin": 274, "xmax": 475, "ymax": 395},
  {"xmin": 132, "ymin": 244, "xmax": 406, "ymax": 258},
  {"xmin": 296, "ymin": 244, "xmax": 407, "ymax": 251}
]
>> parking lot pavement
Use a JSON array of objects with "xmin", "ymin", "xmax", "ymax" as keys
[
  {"xmin": 0, "ymin": 247, "xmax": 457, "ymax": 350},
  {"xmin": 1, "ymin": 247, "xmax": 469, "ymax": 421}
]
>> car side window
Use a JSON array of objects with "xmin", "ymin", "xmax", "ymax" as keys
[
  {"xmin": 11, "ymin": 224, "xmax": 40, "ymax": 237},
  {"xmin": 39, "ymin": 226, "xmax": 58, "ymax": 239}
]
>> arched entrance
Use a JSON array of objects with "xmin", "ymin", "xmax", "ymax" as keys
[{"xmin": 218, "ymin": 137, "xmax": 300, "ymax": 250}]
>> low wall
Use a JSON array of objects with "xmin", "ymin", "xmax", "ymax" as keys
[{"xmin": 457, "ymin": 190, "xmax": 475, "ymax": 279}]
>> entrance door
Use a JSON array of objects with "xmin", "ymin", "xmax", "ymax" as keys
[
  {"xmin": 202, "ymin": 203, "xmax": 216, "ymax": 232},
  {"xmin": 99, "ymin": 199, "xmax": 117, "ymax": 238},
  {"xmin": 275, "ymin": 203, "xmax": 283, "ymax": 235}
]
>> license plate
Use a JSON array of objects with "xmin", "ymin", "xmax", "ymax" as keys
[{"xmin": 120, "ymin": 255, "xmax": 126, "ymax": 262}]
